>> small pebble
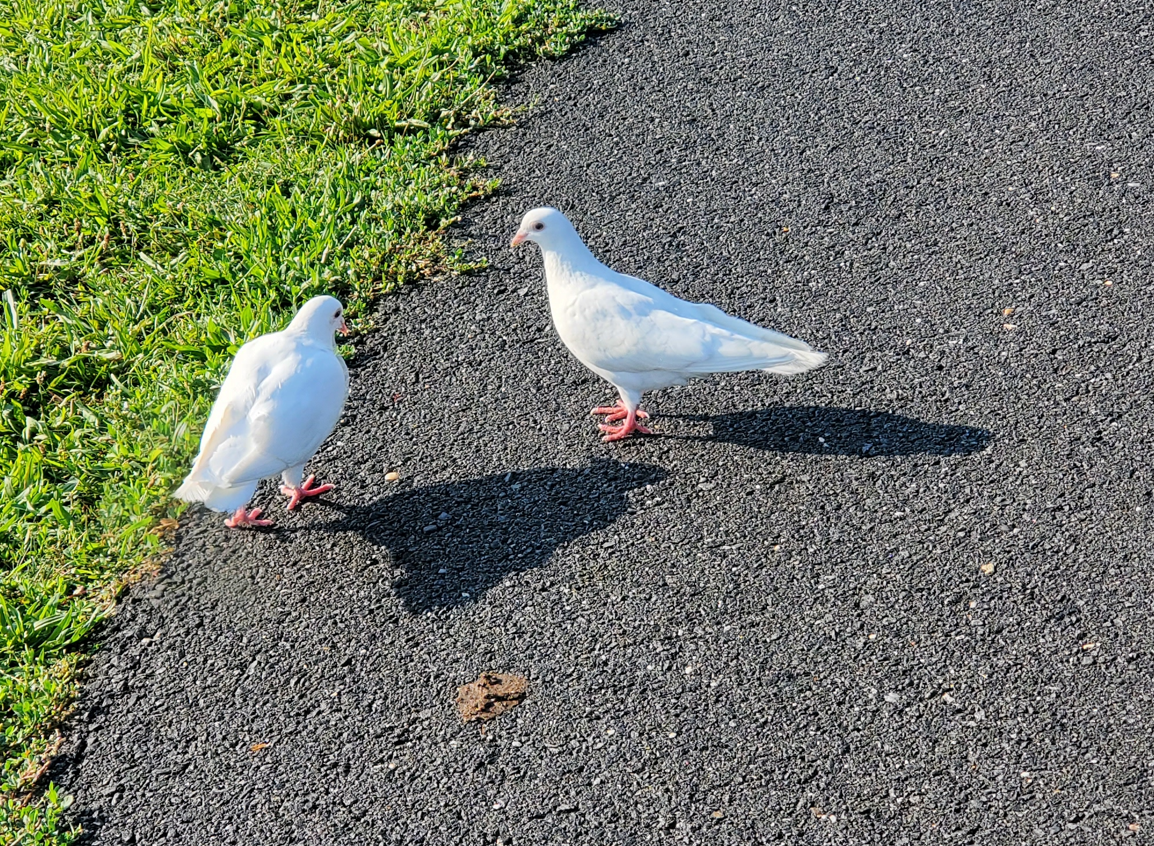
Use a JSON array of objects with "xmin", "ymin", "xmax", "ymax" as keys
[{"xmin": 385, "ymin": 471, "xmax": 400, "ymax": 482}]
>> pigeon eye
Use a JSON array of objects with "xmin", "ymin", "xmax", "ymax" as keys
[
  {"xmin": 532, "ymin": 221, "xmax": 545, "ymax": 231},
  {"xmin": 334, "ymin": 310, "xmax": 341, "ymax": 318}
]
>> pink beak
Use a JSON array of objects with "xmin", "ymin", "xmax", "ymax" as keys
[
  {"xmin": 510, "ymin": 230, "xmax": 526, "ymax": 248},
  {"xmin": 338, "ymin": 319, "xmax": 349, "ymax": 336}
]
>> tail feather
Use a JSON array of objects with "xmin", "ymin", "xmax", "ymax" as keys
[
  {"xmin": 173, "ymin": 446, "xmax": 219, "ymax": 503},
  {"xmin": 693, "ymin": 303, "xmax": 816, "ymax": 353},
  {"xmin": 694, "ymin": 338, "xmax": 828, "ymax": 376},
  {"xmin": 173, "ymin": 473, "xmax": 256, "ymax": 513},
  {"xmin": 761, "ymin": 346, "xmax": 828, "ymax": 375},
  {"xmin": 173, "ymin": 477, "xmax": 214, "ymax": 503},
  {"xmin": 203, "ymin": 481, "xmax": 258, "ymax": 513},
  {"xmin": 691, "ymin": 301, "xmax": 828, "ymax": 376}
]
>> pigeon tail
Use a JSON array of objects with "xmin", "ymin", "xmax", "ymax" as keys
[
  {"xmin": 173, "ymin": 446, "xmax": 222, "ymax": 502},
  {"xmin": 760, "ymin": 347, "xmax": 828, "ymax": 376},
  {"xmin": 174, "ymin": 475, "xmax": 258, "ymax": 513},
  {"xmin": 173, "ymin": 477, "xmax": 213, "ymax": 503},
  {"xmin": 692, "ymin": 303, "xmax": 817, "ymax": 353}
]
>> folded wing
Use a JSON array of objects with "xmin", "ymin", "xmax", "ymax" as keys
[
  {"xmin": 175, "ymin": 338, "xmax": 347, "ymax": 505},
  {"xmin": 571, "ymin": 275, "xmax": 827, "ymax": 378}
]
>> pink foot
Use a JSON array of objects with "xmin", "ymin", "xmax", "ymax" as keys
[
  {"xmin": 224, "ymin": 507, "xmax": 274, "ymax": 529},
  {"xmin": 280, "ymin": 474, "xmax": 334, "ymax": 511},
  {"xmin": 591, "ymin": 402, "xmax": 650, "ymax": 424},
  {"xmin": 598, "ymin": 408, "xmax": 654, "ymax": 442}
]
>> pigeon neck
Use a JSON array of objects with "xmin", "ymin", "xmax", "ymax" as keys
[
  {"xmin": 311, "ymin": 333, "xmax": 338, "ymax": 351},
  {"xmin": 540, "ymin": 235, "xmax": 601, "ymax": 282},
  {"xmin": 287, "ymin": 319, "xmax": 337, "ymax": 350}
]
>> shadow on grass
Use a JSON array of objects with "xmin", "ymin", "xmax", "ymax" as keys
[
  {"xmin": 321, "ymin": 459, "xmax": 665, "ymax": 613},
  {"xmin": 664, "ymin": 405, "xmax": 993, "ymax": 457}
]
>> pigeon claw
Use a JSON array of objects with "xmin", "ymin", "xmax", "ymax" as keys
[
  {"xmin": 591, "ymin": 402, "xmax": 650, "ymax": 423},
  {"xmin": 280, "ymin": 474, "xmax": 334, "ymax": 511},
  {"xmin": 597, "ymin": 408, "xmax": 654, "ymax": 441},
  {"xmin": 599, "ymin": 421, "xmax": 655, "ymax": 441},
  {"xmin": 225, "ymin": 507, "xmax": 274, "ymax": 529}
]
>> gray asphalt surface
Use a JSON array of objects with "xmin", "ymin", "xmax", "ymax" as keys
[{"xmin": 55, "ymin": 1, "xmax": 1154, "ymax": 843}]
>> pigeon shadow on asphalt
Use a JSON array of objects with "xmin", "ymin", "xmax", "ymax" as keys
[
  {"xmin": 320, "ymin": 459, "xmax": 666, "ymax": 613},
  {"xmin": 664, "ymin": 405, "xmax": 993, "ymax": 457}
]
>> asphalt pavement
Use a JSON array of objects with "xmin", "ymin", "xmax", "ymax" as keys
[{"xmin": 54, "ymin": 0, "xmax": 1154, "ymax": 843}]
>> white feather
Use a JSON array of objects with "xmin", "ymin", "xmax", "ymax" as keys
[
  {"xmin": 514, "ymin": 208, "xmax": 827, "ymax": 408},
  {"xmin": 175, "ymin": 296, "xmax": 349, "ymax": 513}
]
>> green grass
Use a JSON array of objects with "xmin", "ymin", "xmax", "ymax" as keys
[{"xmin": 0, "ymin": 0, "xmax": 612, "ymax": 840}]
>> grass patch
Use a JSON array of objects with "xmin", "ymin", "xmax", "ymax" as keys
[{"xmin": 0, "ymin": 0, "xmax": 612, "ymax": 840}]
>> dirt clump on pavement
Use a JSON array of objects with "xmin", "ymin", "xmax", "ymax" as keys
[{"xmin": 456, "ymin": 672, "xmax": 528, "ymax": 723}]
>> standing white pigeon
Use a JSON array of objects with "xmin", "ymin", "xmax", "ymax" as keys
[
  {"xmin": 511, "ymin": 207, "xmax": 827, "ymax": 441},
  {"xmin": 174, "ymin": 295, "xmax": 350, "ymax": 528}
]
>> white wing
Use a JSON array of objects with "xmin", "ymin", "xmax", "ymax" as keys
[
  {"xmin": 175, "ymin": 334, "xmax": 348, "ymax": 501},
  {"xmin": 561, "ymin": 269, "xmax": 826, "ymax": 378},
  {"xmin": 216, "ymin": 350, "xmax": 348, "ymax": 485},
  {"xmin": 174, "ymin": 335, "xmax": 280, "ymax": 502}
]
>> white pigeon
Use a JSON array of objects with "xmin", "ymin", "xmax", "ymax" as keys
[
  {"xmin": 174, "ymin": 295, "xmax": 350, "ymax": 528},
  {"xmin": 511, "ymin": 207, "xmax": 828, "ymax": 441}
]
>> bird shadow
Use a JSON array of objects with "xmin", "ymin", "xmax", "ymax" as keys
[
  {"xmin": 664, "ymin": 405, "xmax": 993, "ymax": 457},
  {"xmin": 320, "ymin": 459, "xmax": 665, "ymax": 613}
]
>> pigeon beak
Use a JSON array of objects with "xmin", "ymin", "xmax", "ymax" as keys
[
  {"xmin": 510, "ymin": 230, "xmax": 527, "ymax": 248},
  {"xmin": 338, "ymin": 319, "xmax": 349, "ymax": 336}
]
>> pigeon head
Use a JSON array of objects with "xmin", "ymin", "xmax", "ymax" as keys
[
  {"xmin": 510, "ymin": 207, "xmax": 579, "ymax": 250},
  {"xmin": 290, "ymin": 295, "xmax": 349, "ymax": 343}
]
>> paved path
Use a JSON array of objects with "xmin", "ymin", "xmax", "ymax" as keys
[{"xmin": 56, "ymin": 1, "xmax": 1154, "ymax": 843}]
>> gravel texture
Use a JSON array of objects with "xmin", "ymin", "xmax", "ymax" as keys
[{"xmin": 55, "ymin": 1, "xmax": 1154, "ymax": 843}]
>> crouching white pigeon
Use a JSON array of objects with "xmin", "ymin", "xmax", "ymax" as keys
[
  {"xmin": 510, "ymin": 207, "xmax": 828, "ymax": 441},
  {"xmin": 174, "ymin": 295, "xmax": 350, "ymax": 528}
]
